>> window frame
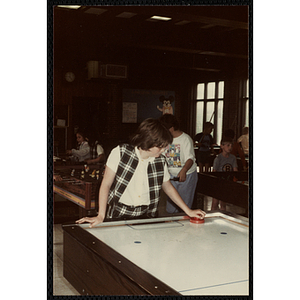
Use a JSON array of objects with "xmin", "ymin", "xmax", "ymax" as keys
[
  {"xmin": 195, "ymin": 80, "xmax": 224, "ymax": 145},
  {"xmin": 238, "ymin": 78, "xmax": 249, "ymax": 135}
]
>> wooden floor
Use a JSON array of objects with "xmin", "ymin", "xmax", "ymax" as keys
[{"xmin": 52, "ymin": 194, "xmax": 247, "ymax": 295}]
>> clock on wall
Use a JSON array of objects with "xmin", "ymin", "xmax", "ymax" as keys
[{"xmin": 64, "ymin": 71, "xmax": 75, "ymax": 82}]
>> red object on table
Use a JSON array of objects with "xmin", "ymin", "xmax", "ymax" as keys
[{"xmin": 190, "ymin": 217, "xmax": 205, "ymax": 224}]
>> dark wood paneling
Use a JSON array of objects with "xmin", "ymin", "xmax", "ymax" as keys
[{"xmin": 197, "ymin": 172, "xmax": 249, "ymax": 214}]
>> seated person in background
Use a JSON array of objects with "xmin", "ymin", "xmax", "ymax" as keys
[
  {"xmin": 211, "ymin": 137, "xmax": 238, "ymax": 211},
  {"xmin": 159, "ymin": 114, "xmax": 198, "ymax": 213},
  {"xmin": 76, "ymin": 118, "xmax": 206, "ymax": 228},
  {"xmin": 237, "ymin": 126, "xmax": 249, "ymax": 156},
  {"xmin": 85, "ymin": 133, "xmax": 105, "ymax": 165},
  {"xmin": 194, "ymin": 122, "xmax": 215, "ymax": 172},
  {"xmin": 66, "ymin": 131, "xmax": 90, "ymax": 162},
  {"xmin": 223, "ymin": 129, "xmax": 247, "ymax": 171}
]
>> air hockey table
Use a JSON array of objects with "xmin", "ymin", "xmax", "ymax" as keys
[{"xmin": 62, "ymin": 211, "xmax": 250, "ymax": 296}]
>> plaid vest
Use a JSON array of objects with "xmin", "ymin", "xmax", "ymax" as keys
[
  {"xmin": 107, "ymin": 144, "xmax": 166, "ymax": 218},
  {"xmin": 90, "ymin": 141, "xmax": 100, "ymax": 159}
]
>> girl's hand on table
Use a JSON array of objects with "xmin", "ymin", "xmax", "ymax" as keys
[
  {"xmin": 76, "ymin": 215, "xmax": 104, "ymax": 228},
  {"xmin": 187, "ymin": 209, "xmax": 206, "ymax": 219}
]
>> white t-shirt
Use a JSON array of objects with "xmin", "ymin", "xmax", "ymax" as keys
[
  {"xmin": 237, "ymin": 134, "xmax": 249, "ymax": 155},
  {"xmin": 164, "ymin": 132, "xmax": 197, "ymax": 177},
  {"xmin": 106, "ymin": 146, "xmax": 170, "ymax": 207}
]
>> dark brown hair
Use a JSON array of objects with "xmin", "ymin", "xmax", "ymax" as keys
[
  {"xmin": 130, "ymin": 118, "xmax": 173, "ymax": 150},
  {"xmin": 242, "ymin": 126, "xmax": 249, "ymax": 135},
  {"xmin": 221, "ymin": 136, "xmax": 233, "ymax": 145},
  {"xmin": 159, "ymin": 114, "xmax": 180, "ymax": 131}
]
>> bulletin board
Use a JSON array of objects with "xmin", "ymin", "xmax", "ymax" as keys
[
  {"xmin": 122, "ymin": 89, "xmax": 175, "ymax": 123},
  {"xmin": 122, "ymin": 102, "xmax": 137, "ymax": 123}
]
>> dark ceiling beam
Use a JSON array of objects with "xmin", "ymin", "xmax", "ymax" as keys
[{"xmin": 132, "ymin": 44, "xmax": 248, "ymax": 59}]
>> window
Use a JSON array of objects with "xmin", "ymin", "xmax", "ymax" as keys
[
  {"xmin": 207, "ymin": 82, "xmax": 215, "ymax": 99},
  {"xmin": 195, "ymin": 81, "xmax": 224, "ymax": 145},
  {"xmin": 239, "ymin": 79, "xmax": 249, "ymax": 131}
]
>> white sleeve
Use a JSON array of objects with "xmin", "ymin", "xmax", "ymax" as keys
[
  {"xmin": 96, "ymin": 144, "xmax": 104, "ymax": 156},
  {"xmin": 106, "ymin": 146, "xmax": 120, "ymax": 173},
  {"xmin": 183, "ymin": 134, "xmax": 196, "ymax": 162},
  {"xmin": 71, "ymin": 142, "xmax": 90, "ymax": 157},
  {"xmin": 163, "ymin": 161, "xmax": 170, "ymax": 182}
]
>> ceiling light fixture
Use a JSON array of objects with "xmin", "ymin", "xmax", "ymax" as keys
[
  {"xmin": 150, "ymin": 15, "xmax": 172, "ymax": 21},
  {"xmin": 57, "ymin": 5, "xmax": 81, "ymax": 9}
]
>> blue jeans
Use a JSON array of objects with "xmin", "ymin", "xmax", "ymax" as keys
[{"xmin": 166, "ymin": 170, "xmax": 198, "ymax": 213}]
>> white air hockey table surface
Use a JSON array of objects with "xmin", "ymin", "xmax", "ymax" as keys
[{"xmin": 63, "ymin": 211, "xmax": 249, "ymax": 296}]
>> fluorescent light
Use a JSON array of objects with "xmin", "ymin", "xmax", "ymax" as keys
[
  {"xmin": 57, "ymin": 5, "xmax": 81, "ymax": 9},
  {"xmin": 150, "ymin": 15, "xmax": 171, "ymax": 21}
]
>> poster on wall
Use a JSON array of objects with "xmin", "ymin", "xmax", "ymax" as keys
[
  {"xmin": 122, "ymin": 89, "xmax": 175, "ymax": 123},
  {"xmin": 122, "ymin": 102, "xmax": 138, "ymax": 123}
]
